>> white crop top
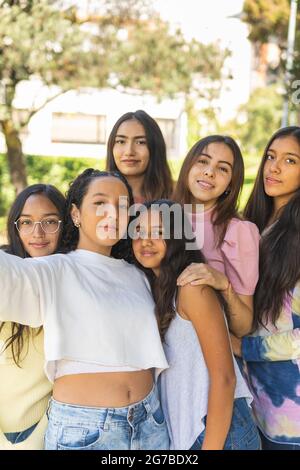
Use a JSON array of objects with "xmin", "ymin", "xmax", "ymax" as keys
[
  {"xmin": 55, "ymin": 359, "xmax": 141, "ymax": 378},
  {"xmin": 0, "ymin": 249, "xmax": 169, "ymax": 382}
]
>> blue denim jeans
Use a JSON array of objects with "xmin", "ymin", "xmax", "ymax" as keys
[
  {"xmin": 190, "ymin": 398, "xmax": 261, "ymax": 450},
  {"xmin": 259, "ymin": 430, "xmax": 300, "ymax": 450},
  {"xmin": 45, "ymin": 385, "xmax": 170, "ymax": 450},
  {"xmin": 5, "ymin": 422, "xmax": 38, "ymax": 444}
]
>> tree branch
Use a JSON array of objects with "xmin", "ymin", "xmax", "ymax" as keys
[{"xmin": 19, "ymin": 89, "xmax": 68, "ymax": 129}]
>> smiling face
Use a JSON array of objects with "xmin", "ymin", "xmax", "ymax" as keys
[
  {"xmin": 187, "ymin": 142, "xmax": 234, "ymax": 210},
  {"xmin": 71, "ymin": 176, "xmax": 130, "ymax": 256},
  {"xmin": 263, "ymin": 136, "xmax": 300, "ymax": 210},
  {"xmin": 112, "ymin": 119, "xmax": 150, "ymax": 178},
  {"xmin": 17, "ymin": 194, "xmax": 62, "ymax": 257},
  {"xmin": 132, "ymin": 209, "xmax": 166, "ymax": 276}
]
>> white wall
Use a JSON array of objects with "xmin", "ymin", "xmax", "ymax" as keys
[{"xmin": 0, "ymin": 81, "xmax": 187, "ymax": 159}]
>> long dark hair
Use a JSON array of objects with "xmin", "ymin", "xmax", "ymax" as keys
[
  {"xmin": 0, "ymin": 184, "xmax": 65, "ymax": 366},
  {"xmin": 106, "ymin": 110, "xmax": 173, "ymax": 201},
  {"xmin": 174, "ymin": 135, "xmax": 244, "ymax": 246},
  {"xmin": 60, "ymin": 169, "xmax": 134, "ymax": 261},
  {"xmin": 244, "ymin": 127, "xmax": 300, "ymax": 328},
  {"xmin": 133, "ymin": 199, "xmax": 226, "ymax": 340}
]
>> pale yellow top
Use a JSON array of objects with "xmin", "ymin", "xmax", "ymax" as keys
[{"xmin": 0, "ymin": 323, "xmax": 52, "ymax": 449}]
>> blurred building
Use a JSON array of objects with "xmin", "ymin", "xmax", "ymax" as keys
[{"xmin": 0, "ymin": 80, "xmax": 187, "ymax": 159}]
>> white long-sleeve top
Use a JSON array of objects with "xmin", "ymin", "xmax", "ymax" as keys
[{"xmin": 0, "ymin": 249, "xmax": 168, "ymax": 382}]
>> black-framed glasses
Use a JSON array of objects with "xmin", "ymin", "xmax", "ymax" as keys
[{"xmin": 14, "ymin": 217, "xmax": 62, "ymax": 235}]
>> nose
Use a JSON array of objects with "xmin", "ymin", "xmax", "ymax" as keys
[
  {"xmin": 124, "ymin": 140, "xmax": 135, "ymax": 156},
  {"xmin": 269, "ymin": 159, "xmax": 281, "ymax": 173},
  {"xmin": 141, "ymin": 236, "xmax": 152, "ymax": 246},
  {"xmin": 204, "ymin": 165, "xmax": 215, "ymax": 178},
  {"xmin": 32, "ymin": 222, "xmax": 44, "ymax": 237}
]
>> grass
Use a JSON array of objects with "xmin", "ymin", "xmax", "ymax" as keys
[{"xmin": 0, "ymin": 154, "xmax": 260, "ymax": 244}]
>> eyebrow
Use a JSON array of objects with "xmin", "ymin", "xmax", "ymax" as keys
[
  {"xmin": 268, "ymin": 148, "xmax": 300, "ymax": 159},
  {"xmin": 20, "ymin": 212, "xmax": 59, "ymax": 217},
  {"xmin": 92, "ymin": 193, "xmax": 109, "ymax": 198},
  {"xmin": 199, "ymin": 152, "xmax": 233, "ymax": 168},
  {"xmin": 115, "ymin": 134, "xmax": 146, "ymax": 139}
]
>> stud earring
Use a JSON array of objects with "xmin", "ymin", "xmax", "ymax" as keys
[{"xmin": 74, "ymin": 220, "xmax": 81, "ymax": 228}]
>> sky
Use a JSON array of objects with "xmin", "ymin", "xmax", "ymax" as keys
[
  {"xmin": 153, "ymin": 0, "xmax": 252, "ymax": 121},
  {"xmin": 153, "ymin": 0, "xmax": 245, "ymax": 43}
]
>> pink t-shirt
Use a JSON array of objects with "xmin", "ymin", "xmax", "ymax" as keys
[{"xmin": 188, "ymin": 207, "xmax": 260, "ymax": 295}]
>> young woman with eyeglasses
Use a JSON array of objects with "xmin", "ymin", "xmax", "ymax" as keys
[{"xmin": 0, "ymin": 184, "xmax": 65, "ymax": 449}]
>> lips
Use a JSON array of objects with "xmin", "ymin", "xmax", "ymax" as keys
[
  {"xmin": 196, "ymin": 180, "xmax": 215, "ymax": 190},
  {"xmin": 265, "ymin": 177, "xmax": 281, "ymax": 184},
  {"xmin": 140, "ymin": 251, "xmax": 157, "ymax": 257},
  {"xmin": 29, "ymin": 243, "xmax": 50, "ymax": 248},
  {"xmin": 121, "ymin": 159, "xmax": 140, "ymax": 165}
]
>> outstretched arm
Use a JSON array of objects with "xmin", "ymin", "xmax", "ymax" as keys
[{"xmin": 0, "ymin": 250, "xmax": 45, "ymax": 327}]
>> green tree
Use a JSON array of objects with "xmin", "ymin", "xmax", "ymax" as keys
[
  {"xmin": 0, "ymin": 0, "xmax": 227, "ymax": 195},
  {"xmin": 221, "ymin": 85, "xmax": 283, "ymax": 156},
  {"xmin": 242, "ymin": 0, "xmax": 300, "ymax": 119}
]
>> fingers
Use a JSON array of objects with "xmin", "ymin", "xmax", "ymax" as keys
[
  {"xmin": 177, "ymin": 272, "xmax": 207, "ymax": 286},
  {"xmin": 190, "ymin": 279, "xmax": 210, "ymax": 286},
  {"xmin": 177, "ymin": 263, "xmax": 206, "ymax": 285},
  {"xmin": 178, "ymin": 273, "xmax": 211, "ymax": 286}
]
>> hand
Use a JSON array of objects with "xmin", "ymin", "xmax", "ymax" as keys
[
  {"xmin": 177, "ymin": 263, "xmax": 229, "ymax": 291},
  {"xmin": 230, "ymin": 334, "xmax": 242, "ymax": 357}
]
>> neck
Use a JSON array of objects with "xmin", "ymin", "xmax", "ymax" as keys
[
  {"xmin": 77, "ymin": 236, "xmax": 112, "ymax": 257},
  {"xmin": 191, "ymin": 198, "xmax": 217, "ymax": 213},
  {"xmin": 269, "ymin": 193, "xmax": 293, "ymax": 225},
  {"xmin": 126, "ymin": 174, "xmax": 145, "ymax": 200}
]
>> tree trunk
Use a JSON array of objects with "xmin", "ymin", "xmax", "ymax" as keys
[{"xmin": 1, "ymin": 120, "xmax": 27, "ymax": 195}]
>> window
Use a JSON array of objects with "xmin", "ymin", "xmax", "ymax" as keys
[
  {"xmin": 156, "ymin": 119, "xmax": 176, "ymax": 150},
  {"xmin": 52, "ymin": 113, "xmax": 106, "ymax": 144}
]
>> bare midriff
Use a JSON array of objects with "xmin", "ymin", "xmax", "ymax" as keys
[{"xmin": 53, "ymin": 369, "xmax": 154, "ymax": 407}]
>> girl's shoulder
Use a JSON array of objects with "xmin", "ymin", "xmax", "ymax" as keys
[
  {"xmin": 178, "ymin": 284, "xmax": 216, "ymax": 314},
  {"xmin": 224, "ymin": 217, "xmax": 260, "ymax": 247}
]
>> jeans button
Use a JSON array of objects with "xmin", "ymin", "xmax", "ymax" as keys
[{"xmin": 128, "ymin": 409, "xmax": 134, "ymax": 422}]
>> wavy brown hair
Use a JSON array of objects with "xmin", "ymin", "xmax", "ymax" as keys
[
  {"xmin": 173, "ymin": 135, "xmax": 244, "ymax": 246},
  {"xmin": 106, "ymin": 110, "xmax": 173, "ymax": 201},
  {"xmin": 243, "ymin": 126, "xmax": 300, "ymax": 328},
  {"xmin": 0, "ymin": 184, "xmax": 65, "ymax": 366},
  {"xmin": 132, "ymin": 200, "xmax": 227, "ymax": 340}
]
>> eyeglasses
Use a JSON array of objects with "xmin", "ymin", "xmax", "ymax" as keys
[{"xmin": 14, "ymin": 218, "xmax": 62, "ymax": 235}]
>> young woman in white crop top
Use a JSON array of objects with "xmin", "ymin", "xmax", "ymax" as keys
[
  {"xmin": 132, "ymin": 200, "xmax": 260, "ymax": 450},
  {"xmin": 0, "ymin": 169, "xmax": 169, "ymax": 450}
]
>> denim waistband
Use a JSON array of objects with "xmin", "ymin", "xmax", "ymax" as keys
[{"xmin": 48, "ymin": 384, "xmax": 160, "ymax": 428}]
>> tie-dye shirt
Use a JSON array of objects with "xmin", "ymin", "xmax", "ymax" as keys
[{"xmin": 242, "ymin": 281, "xmax": 300, "ymax": 444}]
